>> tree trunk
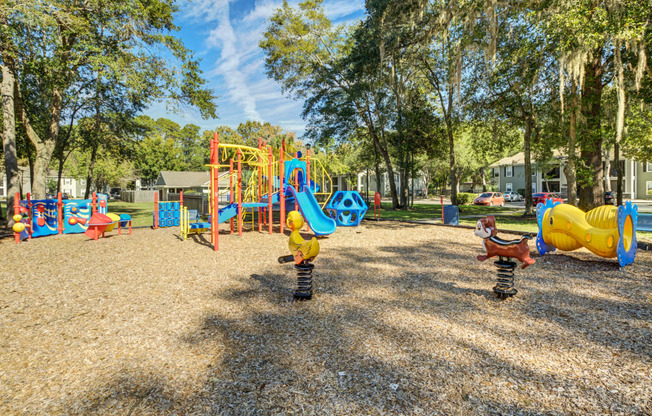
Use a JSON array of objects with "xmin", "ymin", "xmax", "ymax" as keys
[
  {"xmin": 373, "ymin": 128, "xmax": 399, "ymax": 208},
  {"xmin": 480, "ymin": 167, "xmax": 487, "ymax": 192},
  {"xmin": 1, "ymin": 55, "xmax": 19, "ymax": 224},
  {"xmin": 373, "ymin": 144, "xmax": 382, "ymax": 194},
  {"xmin": 523, "ymin": 115, "xmax": 534, "ymax": 215},
  {"xmin": 57, "ymin": 152, "xmax": 65, "ymax": 194},
  {"xmin": 16, "ymin": 80, "xmax": 63, "ymax": 199},
  {"xmin": 615, "ymin": 141, "xmax": 622, "ymax": 205},
  {"xmin": 578, "ymin": 52, "xmax": 604, "ymax": 212},
  {"xmin": 564, "ymin": 80, "xmax": 578, "ymax": 206},
  {"xmin": 447, "ymin": 123, "xmax": 458, "ymax": 205},
  {"xmin": 603, "ymin": 148, "xmax": 612, "ymax": 192}
]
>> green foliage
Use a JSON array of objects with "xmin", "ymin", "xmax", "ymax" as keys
[
  {"xmin": 135, "ymin": 134, "xmax": 184, "ymax": 183},
  {"xmin": 1, "ymin": 0, "xmax": 217, "ymax": 197},
  {"xmin": 456, "ymin": 193, "xmax": 475, "ymax": 205}
]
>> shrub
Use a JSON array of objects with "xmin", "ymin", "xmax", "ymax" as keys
[
  {"xmin": 456, "ymin": 193, "xmax": 475, "ymax": 205},
  {"xmin": 517, "ymin": 188, "xmax": 525, "ymax": 197}
]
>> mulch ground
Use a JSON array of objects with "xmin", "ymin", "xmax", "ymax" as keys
[{"xmin": 1, "ymin": 221, "xmax": 650, "ymax": 415}]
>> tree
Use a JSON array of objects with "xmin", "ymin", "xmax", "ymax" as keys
[
  {"xmin": 236, "ymin": 121, "xmax": 283, "ymax": 148},
  {"xmin": 1, "ymin": 0, "xmax": 217, "ymax": 205},
  {"xmin": 537, "ymin": 0, "xmax": 649, "ymax": 210},
  {"xmin": 261, "ymin": 0, "xmax": 402, "ymax": 208}
]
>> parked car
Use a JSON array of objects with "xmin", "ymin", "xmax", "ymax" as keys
[
  {"xmin": 532, "ymin": 192, "xmax": 564, "ymax": 206},
  {"xmin": 604, "ymin": 191, "xmax": 614, "ymax": 205},
  {"xmin": 473, "ymin": 192, "xmax": 505, "ymax": 206},
  {"xmin": 62, "ymin": 193, "xmax": 69, "ymax": 200},
  {"xmin": 110, "ymin": 188, "xmax": 121, "ymax": 200},
  {"xmin": 503, "ymin": 191, "xmax": 523, "ymax": 202}
]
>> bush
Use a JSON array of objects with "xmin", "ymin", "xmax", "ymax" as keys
[
  {"xmin": 456, "ymin": 192, "xmax": 475, "ymax": 205},
  {"xmin": 517, "ymin": 188, "xmax": 525, "ymax": 197}
]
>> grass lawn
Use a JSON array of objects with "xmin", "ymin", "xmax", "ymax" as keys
[
  {"xmin": 377, "ymin": 202, "xmax": 652, "ymax": 240},
  {"xmin": 376, "ymin": 202, "xmax": 518, "ymax": 221},
  {"xmin": 107, "ymin": 201, "xmax": 155, "ymax": 227}
]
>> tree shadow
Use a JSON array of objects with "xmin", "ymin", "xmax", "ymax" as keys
[{"xmin": 62, "ymin": 231, "xmax": 652, "ymax": 415}]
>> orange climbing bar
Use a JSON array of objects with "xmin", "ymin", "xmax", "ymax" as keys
[
  {"xmin": 154, "ymin": 192, "xmax": 159, "ymax": 229},
  {"xmin": 268, "ymin": 144, "xmax": 273, "ymax": 234},
  {"xmin": 13, "ymin": 192, "xmax": 20, "ymax": 244},
  {"xmin": 57, "ymin": 192, "xmax": 63, "ymax": 234},
  {"xmin": 280, "ymin": 139, "xmax": 285, "ymax": 234}
]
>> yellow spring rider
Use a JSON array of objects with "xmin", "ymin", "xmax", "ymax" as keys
[
  {"xmin": 278, "ymin": 211, "xmax": 319, "ymax": 300},
  {"xmin": 536, "ymin": 199, "xmax": 638, "ymax": 267}
]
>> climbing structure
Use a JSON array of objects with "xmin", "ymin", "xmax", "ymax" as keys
[{"xmin": 183, "ymin": 133, "xmax": 336, "ymax": 251}]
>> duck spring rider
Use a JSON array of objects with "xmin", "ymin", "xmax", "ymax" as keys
[
  {"xmin": 475, "ymin": 216, "xmax": 535, "ymax": 298},
  {"xmin": 278, "ymin": 211, "xmax": 320, "ymax": 300}
]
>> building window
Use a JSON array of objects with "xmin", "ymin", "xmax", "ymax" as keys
[
  {"xmin": 505, "ymin": 166, "xmax": 513, "ymax": 178},
  {"xmin": 0, "ymin": 180, "xmax": 4, "ymax": 197},
  {"xmin": 493, "ymin": 168, "xmax": 499, "ymax": 178},
  {"xmin": 607, "ymin": 160, "xmax": 625, "ymax": 177},
  {"xmin": 647, "ymin": 181, "xmax": 652, "ymax": 196},
  {"xmin": 545, "ymin": 167, "xmax": 560, "ymax": 179},
  {"xmin": 64, "ymin": 178, "xmax": 71, "ymax": 185},
  {"xmin": 544, "ymin": 181, "xmax": 561, "ymax": 192},
  {"xmin": 532, "ymin": 168, "xmax": 536, "ymax": 177},
  {"xmin": 532, "ymin": 184, "xmax": 536, "ymax": 193},
  {"xmin": 506, "ymin": 183, "xmax": 513, "ymax": 192},
  {"xmin": 646, "ymin": 162, "xmax": 652, "ymax": 172}
]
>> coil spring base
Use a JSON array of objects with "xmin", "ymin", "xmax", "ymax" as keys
[
  {"xmin": 494, "ymin": 256, "xmax": 518, "ymax": 299},
  {"xmin": 294, "ymin": 261, "xmax": 314, "ymax": 301}
]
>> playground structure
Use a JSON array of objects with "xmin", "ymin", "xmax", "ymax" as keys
[
  {"xmin": 180, "ymin": 133, "xmax": 337, "ymax": 250},
  {"xmin": 475, "ymin": 216, "xmax": 535, "ymax": 298},
  {"xmin": 153, "ymin": 193, "xmax": 182, "ymax": 229},
  {"xmin": 326, "ymin": 191, "xmax": 368, "ymax": 226},
  {"xmin": 536, "ymin": 199, "xmax": 638, "ymax": 267},
  {"xmin": 278, "ymin": 211, "xmax": 320, "ymax": 300},
  {"xmin": 11, "ymin": 192, "xmax": 131, "ymax": 243}
]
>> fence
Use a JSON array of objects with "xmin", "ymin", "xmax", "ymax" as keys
[
  {"xmin": 121, "ymin": 190, "xmax": 158, "ymax": 203},
  {"xmin": 167, "ymin": 193, "xmax": 207, "ymax": 216}
]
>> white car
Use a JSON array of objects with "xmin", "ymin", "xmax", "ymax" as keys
[{"xmin": 503, "ymin": 191, "xmax": 522, "ymax": 202}]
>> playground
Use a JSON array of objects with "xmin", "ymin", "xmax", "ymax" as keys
[{"xmin": 1, "ymin": 222, "xmax": 650, "ymax": 415}]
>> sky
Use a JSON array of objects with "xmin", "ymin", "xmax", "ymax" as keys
[{"xmin": 145, "ymin": 0, "xmax": 366, "ymax": 138}]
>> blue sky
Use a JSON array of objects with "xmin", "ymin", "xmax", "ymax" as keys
[{"xmin": 146, "ymin": 0, "xmax": 366, "ymax": 138}]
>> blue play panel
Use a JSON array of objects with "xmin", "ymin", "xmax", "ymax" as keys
[{"xmin": 326, "ymin": 191, "xmax": 368, "ymax": 226}]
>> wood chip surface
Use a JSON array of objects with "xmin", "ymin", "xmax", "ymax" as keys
[{"xmin": 1, "ymin": 222, "xmax": 651, "ymax": 415}]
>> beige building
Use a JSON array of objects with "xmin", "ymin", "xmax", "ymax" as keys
[{"xmin": 490, "ymin": 151, "xmax": 652, "ymax": 199}]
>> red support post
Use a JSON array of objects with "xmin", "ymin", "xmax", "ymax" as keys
[
  {"xmin": 268, "ymin": 145, "xmax": 273, "ymax": 234},
  {"xmin": 237, "ymin": 148, "xmax": 243, "ymax": 237},
  {"xmin": 306, "ymin": 147, "xmax": 311, "ymax": 192},
  {"xmin": 305, "ymin": 147, "xmax": 311, "ymax": 233},
  {"xmin": 295, "ymin": 151, "xmax": 299, "ymax": 212},
  {"xmin": 211, "ymin": 132, "xmax": 220, "ymax": 251},
  {"xmin": 57, "ymin": 192, "xmax": 63, "ymax": 234},
  {"xmin": 280, "ymin": 141, "xmax": 285, "ymax": 234},
  {"xmin": 258, "ymin": 137, "xmax": 263, "ymax": 232},
  {"xmin": 27, "ymin": 193, "xmax": 32, "ymax": 239},
  {"xmin": 154, "ymin": 192, "xmax": 159, "ymax": 229},
  {"xmin": 230, "ymin": 158, "xmax": 234, "ymax": 234},
  {"xmin": 13, "ymin": 192, "xmax": 20, "ymax": 244}
]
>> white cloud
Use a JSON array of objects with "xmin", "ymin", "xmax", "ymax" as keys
[{"xmin": 157, "ymin": 0, "xmax": 365, "ymax": 136}]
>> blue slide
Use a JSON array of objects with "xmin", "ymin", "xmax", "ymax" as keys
[{"xmin": 285, "ymin": 185, "xmax": 336, "ymax": 236}]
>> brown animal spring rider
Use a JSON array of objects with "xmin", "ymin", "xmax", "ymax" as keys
[{"xmin": 474, "ymin": 216, "xmax": 535, "ymax": 299}]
